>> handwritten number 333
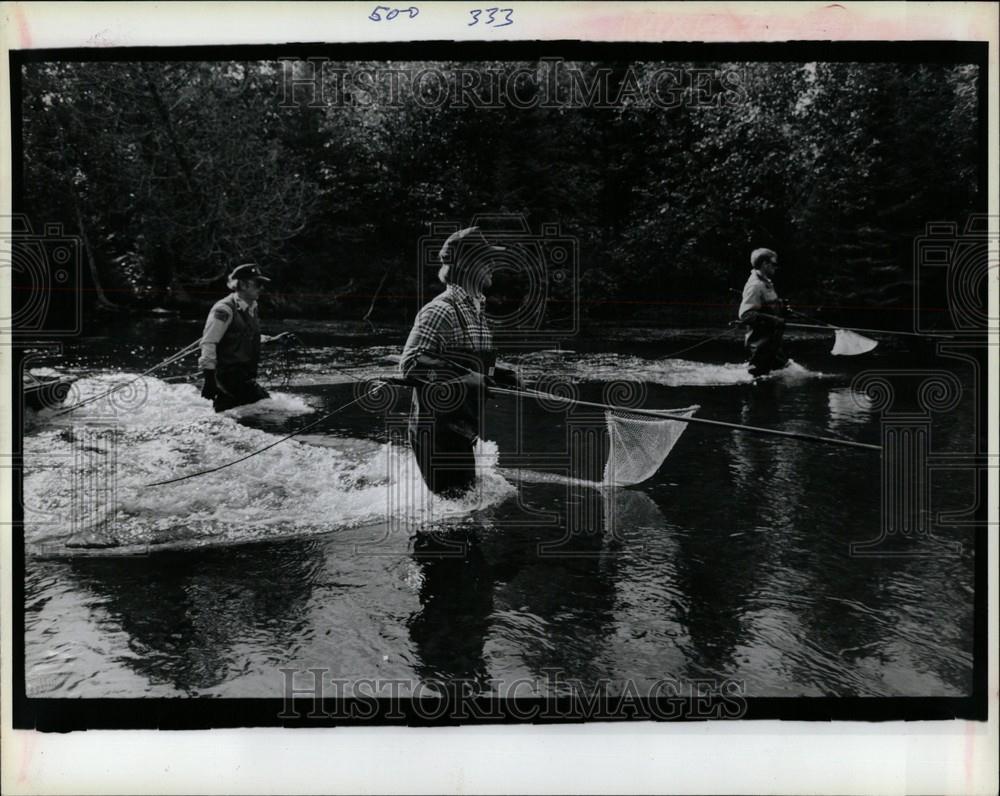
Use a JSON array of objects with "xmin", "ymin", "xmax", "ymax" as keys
[{"xmin": 469, "ymin": 8, "xmax": 514, "ymax": 27}]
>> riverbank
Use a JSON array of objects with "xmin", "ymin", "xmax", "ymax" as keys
[{"xmin": 84, "ymin": 294, "xmax": 943, "ymax": 340}]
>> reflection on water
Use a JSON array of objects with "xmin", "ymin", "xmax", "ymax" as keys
[
  {"xmin": 77, "ymin": 543, "xmax": 322, "ymax": 693},
  {"xmin": 404, "ymin": 487, "xmax": 618, "ymax": 693},
  {"xmin": 21, "ymin": 321, "xmax": 977, "ymax": 698},
  {"xmin": 26, "ymin": 540, "xmax": 325, "ymax": 696},
  {"xmin": 827, "ymin": 386, "xmax": 874, "ymax": 429},
  {"xmin": 408, "ymin": 526, "xmax": 504, "ymax": 690}
]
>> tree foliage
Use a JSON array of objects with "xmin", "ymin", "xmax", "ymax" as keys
[{"xmin": 20, "ymin": 59, "xmax": 980, "ymax": 326}]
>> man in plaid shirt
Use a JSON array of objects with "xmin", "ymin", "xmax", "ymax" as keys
[{"xmin": 401, "ymin": 227, "xmax": 518, "ymax": 496}]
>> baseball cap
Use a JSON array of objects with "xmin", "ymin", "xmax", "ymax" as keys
[{"xmin": 229, "ymin": 263, "xmax": 272, "ymax": 283}]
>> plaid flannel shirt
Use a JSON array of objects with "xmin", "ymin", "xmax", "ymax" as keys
[{"xmin": 400, "ymin": 285, "xmax": 493, "ymax": 378}]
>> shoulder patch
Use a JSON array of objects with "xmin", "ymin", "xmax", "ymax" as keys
[{"xmin": 213, "ymin": 307, "xmax": 232, "ymax": 322}]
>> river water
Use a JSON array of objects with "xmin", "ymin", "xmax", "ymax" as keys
[{"xmin": 21, "ymin": 318, "xmax": 977, "ymax": 698}]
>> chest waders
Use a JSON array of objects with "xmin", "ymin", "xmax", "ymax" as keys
[
  {"xmin": 745, "ymin": 293, "xmax": 789, "ymax": 378},
  {"xmin": 214, "ymin": 298, "xmax": 271, "ymax": 412},
  {"xmin": 408, "ymin": 295, "xmax": 497, "ymax": 497}
]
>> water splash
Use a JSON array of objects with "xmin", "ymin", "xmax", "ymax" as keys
[
  {"xmin": 27, "ymin": 366, "xmax": 64, "ymax": 378},
  {"xmin": 23, "ymin": 376, "xmax": 515, "ymax": 556}
]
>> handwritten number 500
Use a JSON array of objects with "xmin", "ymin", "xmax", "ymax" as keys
[
  {"xmin": 469, "ymin": 8, "xmax": 514, "ymax": 27},
  {"xmin": 369, "ymin": 6, "xmax": 419, "ymax": 21}
]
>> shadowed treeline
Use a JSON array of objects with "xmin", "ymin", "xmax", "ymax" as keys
[{"xmin": 20, "ymin": 59, "xmax": 979, "ymax": 329}]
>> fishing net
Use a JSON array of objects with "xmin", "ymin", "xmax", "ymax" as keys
[
  {"xmin": 831, "ymin": 329, "xmax": 878, "ymax": 356},
  {"xmin": 164, "ymin": 338, "xmax": 301, "ymax": 389},
  {"xmin": 603, "ymin": 405, "xmax": 700, "ymax": 486},
  {"xmin": 258, "ymin": 338, "xmax": 299, "ymax": 388}
]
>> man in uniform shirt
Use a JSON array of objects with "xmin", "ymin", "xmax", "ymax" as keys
[
  {"xmin": 738, "ymin": 247, "xmax": 789, "ymax": 378},
  {"xmin": 400, "ymin": 227, "xmax": 518, "ymax": 496},
  {"xmin": 199, "ymin": 263, "xmax": 285, "ymax": 412}
]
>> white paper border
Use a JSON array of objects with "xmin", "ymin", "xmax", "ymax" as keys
[{"xmin": 1, "ymin": 2, "xmax": 997, "ymax": 794}]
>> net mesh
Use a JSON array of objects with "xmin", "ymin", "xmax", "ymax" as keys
[
  {"xmin": 831, "ymin": 329, "xmax": 878, "ymax": 356},
  {"xmin": 258, "ymin": 340, "xmax": 299, "ymax": 388},
  {"xmin": 603, "ymin": 405, "xmax": 700, "ymax": 486}
]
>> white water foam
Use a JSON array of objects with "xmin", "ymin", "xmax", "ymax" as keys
[
  {"xmin": 753, "ymin": 359, "xmax": 822, "ymax": 383},
  {"xmin": 27, "ymin": 367, "xmax": 63, "ymax": 378},
  {"xmin": 23, "ymin": 375, "xmax": 515, "ymax": 556}
]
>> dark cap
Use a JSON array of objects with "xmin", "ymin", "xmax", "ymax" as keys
[
  {"xmin": 438, "ymin": 227, "xmax": 507, "ymax": 265},
  {"xmin": 229, "ymin": 263, "xmax": 271, "ymax": 283}
]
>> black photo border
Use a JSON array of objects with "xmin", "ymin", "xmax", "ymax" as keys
[{"xmin": 8, "ymin": 38, "xmax": 991, "ymax": 731}]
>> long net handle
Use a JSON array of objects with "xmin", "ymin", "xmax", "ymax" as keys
[
  {"xmin": 493, "ymin": 386, "xmax": 881, "ymax": 452},
  {"xmin": 784, "ymin": 321, "xmax": 954, "ymax": 339},
  {"xmin": 748, "ymin": 308, "xmax": 954, "ymax": 339}
]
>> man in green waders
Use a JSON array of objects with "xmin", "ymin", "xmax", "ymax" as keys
[
  {"xmin": 738, "ymin": 247, "xmax": 790, "ymax": 378},
  {"xmin": 199, "ymin": 263, "xmax": 287, "ymax": 412},
  {"xmin": 400, "ymin": 227, "xmax": 519, "ymax": 497}
]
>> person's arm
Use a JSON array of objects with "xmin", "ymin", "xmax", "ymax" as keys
[
  {"xmin": 199, "ymin": 304, "xmax": 232, "ymax": 398},
  {"xmin": 400, "ymin": 304, "xmax": 484, "ymax": 387},
  {"xmin": 400, "ymin": 304, "xmax": 448, "ymax": 379}
]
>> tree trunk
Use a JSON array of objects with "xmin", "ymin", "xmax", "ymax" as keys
[
  {"xmin": 141, "ymin": 66, "xmax": 199, "ymax": 195},
  {"xmin": 71, "ymin": 199, "xmax": 117, "ymax": 310},
  {"xmin": 363, "ymin": 267, "xmax": 391, "ymax": 322}
]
